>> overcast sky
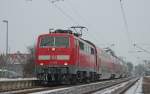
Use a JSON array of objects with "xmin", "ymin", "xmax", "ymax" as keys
[{"xmin": 0, "ymin": 0, "xmax": 150, "ymax": 64}]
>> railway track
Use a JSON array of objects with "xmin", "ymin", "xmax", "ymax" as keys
[
  {"xmin": 123, "ymin": 77, "xmax": 143, "ymax": 94},
  {"xmin": 0, "ymin": 77, "xmax": 137, "ymax": 94},
  {"xmin": 92, "ymin": 77, "xmax": 139, "ymax": 94}
]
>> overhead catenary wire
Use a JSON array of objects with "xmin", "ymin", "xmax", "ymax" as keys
[
  {"xmin": 63, "ymin": 0, "xmax": 105, "ymax": 45},
  {"xmin": 48, "ymin": 0, "xmax": 105, "ymax": 46},
  {"xmin": 134, "ymin": 44, "xmax": 150, "ymax": 54},
  {"xmin": 49, "ymin": 0, "xmax": 79, "ymax": 25},
  {"xmin": 64, "ymin": 0, "xmax": 89, "ymax": 27},
  {"xmin": 120, "ymin": 0, "xmax": 132, "ymax": 49},
  {"xmin": 119, "ymin": 0, "xmax": 150, "ymax": 64},
  {"xmin": 51, "ymin": 0, "xmax": 90, "ymax": 27}
]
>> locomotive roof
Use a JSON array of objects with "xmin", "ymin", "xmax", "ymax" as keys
[
  {"xmin": 52, "ymin": 29, "xmax": 82, "ymax": 37},
  {"xmin": 38, "ymin": 31, "xmax": 125, "ymax": 64},
  {"xmin": 39, "ymin": 30, "xmax": 96, "ymax": 48}
]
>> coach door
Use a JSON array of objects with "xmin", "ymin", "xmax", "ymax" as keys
[
  {"xmin": 91, "ymin": 47, "xmax": 97, "ymax": 72},
  {"xmin": 74, "ymin": 39, "xmax": 79, "ymax": 66}
]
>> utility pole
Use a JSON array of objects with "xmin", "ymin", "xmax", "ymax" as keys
[
  {"xmin": 3, "ymin": 20, "xmax": 8, "ymax": 59},
  {"xmin": 120, "ymin": 0, "xmax": 132, "ymax": 50}
]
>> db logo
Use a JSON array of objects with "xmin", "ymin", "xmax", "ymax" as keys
[{"xmin": 50, "ymin": 55, "xmax": 57, "ymax": 60}]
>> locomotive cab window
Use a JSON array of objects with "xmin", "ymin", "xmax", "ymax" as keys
[
  {"xmin": 40, "ymin": 36, "xmax": 69, "ymax": 48},
  {"xmin": 55, "ymin": 36, "xmax": 69, "ymax": 48},
  {"xmin": 40, "ymin": 36, "xmax": 54, "ymax": 47}
]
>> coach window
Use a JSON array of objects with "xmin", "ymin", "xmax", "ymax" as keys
[
  {"xmin": 84, "ymin": 45, "xmax": 87, "ymax": 53},
  {"xmin": 91, "ymin": 48, "xmax": 94, "ymax": 55},
  {"xmin": 75, "ymin": 39, "xmax": 79, "ymax": 48},
  {"xmin": 88, "ymin": 46, "xmax": 91, "ymax": 54},
  {"xmin": 86, "ymin": 46, "xmax": 88, "ymax": 53},
  {"xmin": 86, "ymin": 45, "xmax": 89, "ymax": 53},
  {"xmin": 79, "ymin": 41, "xmax": 84, "ymax": 50}
]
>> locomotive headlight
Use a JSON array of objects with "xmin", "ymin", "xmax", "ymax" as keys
[
  {"xmin": 40, "ymin": 63, "xmax": 44, "ymax": 66},
  {"xmin": 57, "ymin": 55, "xmax": 70, "ymax": 60},
  {"xmin": 64, "ymin": 62, "xmax": 68, "ymax": 66},
  {"xmin": 52, "ymin": 48, "xmax": 55, "ymax": 51},
  {"xmin": 38, "ymin": 55, "xmax": 50, "ymax": 60}
]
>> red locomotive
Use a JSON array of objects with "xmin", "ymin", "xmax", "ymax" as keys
[{"xmin": 35, "ymin": 28, "xmax": 128, "ymax": 84}]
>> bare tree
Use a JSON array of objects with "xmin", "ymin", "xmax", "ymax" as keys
[
  {"xmin": 127, "ymin": 62, "xmax": 133, "ymax": 72},
  {"xmin": 0, "ymin": 54, "xmax": 6, "ymax": 69},
  {"xmin": 134, "ymin": 64, "xmax": 146, "ymax": 76},
  {"xmin": 23, "ymin": 45, "xmax": 36, "ymax": 77}
]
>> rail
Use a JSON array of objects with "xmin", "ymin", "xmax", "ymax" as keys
[
  {"xmin": 30, "ymin": 78, "xmax": 133, "ymax": 94},
  {"xmin": 111, "ymin": 78, "xmax": 139, "ymax": 94},
  {"xmin": 0, "ymin": 77, "xmax": 135, "ymax": 94}
]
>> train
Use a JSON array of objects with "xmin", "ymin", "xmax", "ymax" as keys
[{"xmin": 35, "ymin": 29, "xmax": 128, "ymax": 84}]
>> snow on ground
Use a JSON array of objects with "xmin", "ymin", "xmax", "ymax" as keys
[
  {"xmin": 92, "ymin": 81, "xmax": 129, "ymax": 94},
  {"xmin": 0, "ymin": 78, "xmax": 37, "ymax": 81},
  {"xmin": 0, "ymin": 87, "xmax": 45, "ymax": 94},
  {"xmin": 124, "ymin": 77, "xmax": 143, "ymax": 94},
  {"xmin": 30, "ymin": 87, "xmax": 71, "ymax": 94},
  {"xmin": 93, "ymin": 78, "xmax": 143, "ymax": 94}
]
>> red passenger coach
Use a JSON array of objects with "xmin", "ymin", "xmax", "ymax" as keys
[
  {"xmin": 35, "ymin": 29, "xmax": 98, "ymax": 84},
  {"xmin": 96, "ymin": 48, "xmax": 115, "ymax": 79}
]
